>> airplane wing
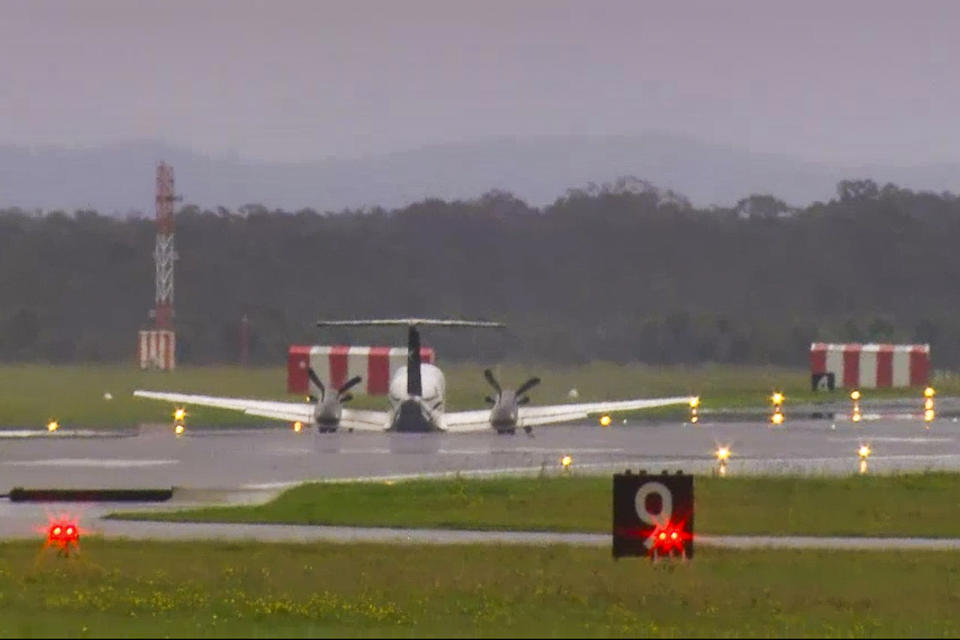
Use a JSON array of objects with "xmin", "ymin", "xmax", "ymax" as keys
[
  {"xmin": 132, "ymin": 390, "xmax": 389, "ymax": 432},
  {"xmin": 517, "ymin": 396, "xmax": 694, "ymax": 427},
  {"xmin": 441, "ymin": 396, "xmax": 692, "ymax": 432},
  {"xmin": 443, "ymin": 409, "xmax": 593, "ymax": 433},
  {"xmin": 442, "ymin": 409, "xmax": 496, "ymax": 433}
]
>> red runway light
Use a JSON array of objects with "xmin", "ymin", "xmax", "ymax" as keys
[
  {"xmin": 38, "ymin": 514, "xmax": 84, "ymax": 556},
  {"xmin": 649, "ymin": 521, "xmax": 691, "ymax": 555}
]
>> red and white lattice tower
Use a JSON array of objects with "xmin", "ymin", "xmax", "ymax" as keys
[
  {"xmin": 138, "ymin": 163, "xmax": 178, "ymax": 369},
  {"xmin": 154, "ymin": 162, "xmax": 176, "ymax": 330}
]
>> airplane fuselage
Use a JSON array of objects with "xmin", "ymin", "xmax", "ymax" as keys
[{"xmin": 387, "ymin": 363, "xmax": 447, "ymax": 432}]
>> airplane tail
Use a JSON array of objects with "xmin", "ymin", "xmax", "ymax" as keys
[{"xmin": 316, "ymin": 318, "xmax": 505, "ymax": 397}]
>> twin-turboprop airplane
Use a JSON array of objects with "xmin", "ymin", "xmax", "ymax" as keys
[{"xmin": 134, "ymin": 319, "xmax": 694, "ymax": 435}]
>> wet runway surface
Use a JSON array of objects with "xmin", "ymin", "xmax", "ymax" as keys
[
  {"xmin": 2, "ymin": 416, "xmax": 960, "ymax": 542},
  {"xmin": 3, "ymin": 417, "xmax": 960, "ymax": 491}
]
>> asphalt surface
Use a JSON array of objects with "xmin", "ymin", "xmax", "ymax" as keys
[{"xmin": 3, "ymin": 415, "xmax": 960, "ymax": 545}]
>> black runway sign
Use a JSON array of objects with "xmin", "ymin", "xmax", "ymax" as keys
[{"xmin": 612, "ymin": 471, "xmax": 694, "ymax": 559}]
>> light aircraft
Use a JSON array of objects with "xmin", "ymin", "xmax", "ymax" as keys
[{"xmin": 134, "ymin": 319, "xmax": 694, "ymax": 435}]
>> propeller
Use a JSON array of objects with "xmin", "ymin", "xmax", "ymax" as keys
[
  {"xmin": 337, "ymin": 375, "xmax": 362, "ymax": 403},
  {"xmin": 515, "ymin": 376, "xmax": 541, "ymax": 400},
  {"xmin": 485, "ymin": 369, "xmax": 540, "ymax": 403},
  {"xmin": 309, "ymin": 368, "xmax": 362, "ymax": 404},
  {"xmin": 483, "ymin": 369, "xmax": 541, "ymax": 435},
  {"xmin": 308, "ymin": 367, "xmax": 325, "ymax": 402},
  {"xmin": 308, "ymin": 368, "xmax": 363, "ymax": 431},
  {"xmin": 484, "ymin": 369, "xmax": 502, "ymax": 398}
]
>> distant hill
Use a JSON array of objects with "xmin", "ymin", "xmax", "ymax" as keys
[{"xmin": 0, "ymin": 134, "xmax": 957, "ymax": 214}]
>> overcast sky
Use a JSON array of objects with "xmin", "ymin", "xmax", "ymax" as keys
[{"xmin": 2, "ymin": 0, "xmax": 958, "ymax": 165}]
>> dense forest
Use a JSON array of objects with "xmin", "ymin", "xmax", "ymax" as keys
[{"xmin": 0, "ymin": 177, "xmax": 958, "ymax": 368}]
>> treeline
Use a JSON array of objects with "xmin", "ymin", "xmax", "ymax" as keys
[{"xmin": 1, "ymin": 177, "xmax": 959, "ymax": 368}]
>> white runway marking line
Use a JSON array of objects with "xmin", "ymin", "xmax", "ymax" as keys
[
  {"xmin": 338, "ymin": 448, "xmax": 393, "ymax": 454},
  {"xmin": 330, "ymin": 447, "xmax": 629, "ymax": 456},
  {"xmin": 438, "ymin": 448, "xmax": 628, "ymax": 455},
  {"xmin": 827, "ymin": 437, "xmax": 953, "ymax": 444},
  {"xmin": 242, "ymin": 481, "xmax": 302, "ymax": 490},
  {"xmin": 0, "ymin": 430, "xmax": 124, "ymax": 438},
  {"xmin": 2, "ymin": 458, "xmax": 179, "ymax": 468},
  {"xmin": 506, "ymin": 447, "xmax": 627, "ymax": 454}
]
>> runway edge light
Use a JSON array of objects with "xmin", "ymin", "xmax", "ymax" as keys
[
  {"xmin": 715, "ymin": 445, "xmax": 731, "ymax": 476},
  {"xmin": 689, "ymin": 396, "xmax": 700, "ymax": 424},
  {"xmin": 850, "ymin": 389, "xmax": 862, "ymax": 423},
  {"xmin": 770, "ymin": 390, "xmax": 784, "ymax": 425},
  {"xmin": 858, "ymin": 443, "xmax": 871, "ymax": 474}
]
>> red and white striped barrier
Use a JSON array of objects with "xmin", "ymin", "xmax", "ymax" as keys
[
  {"xmin": 809, "ymin": 343, "xmax": 929, "ymax": 389},
  {"xmin": 287, "ymin": 345, "xmax": 436, "ymax": 395},
  {"xmin": 138, "ymin": 330, "xmax": 176, "ymax": 370}
]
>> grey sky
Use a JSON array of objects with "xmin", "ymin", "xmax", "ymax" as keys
[{"xmin": 2, "ymin": 0, "xmax": 958, "ymax": 165}]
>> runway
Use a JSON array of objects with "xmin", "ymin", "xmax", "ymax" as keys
[
  {"xmin": 2, "ymin": 416, "xmax": 960, "ymax": 543},
  {"xmin": 3, "ymin": 416, "xmax": 959, "ymax": 491}
]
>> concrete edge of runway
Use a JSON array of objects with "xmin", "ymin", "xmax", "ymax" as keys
[{"xmin": 6, "ymin": 518, "xmax": 960, "ymax": 551}]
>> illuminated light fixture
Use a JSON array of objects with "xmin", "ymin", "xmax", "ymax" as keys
[
  {"xmin": 46, "ymin": 420, "xmax": 59, "ymax": 433},
  {"xmin": 293, "ymin": 421, "xmax": 303, "ymax": 433},
  {"xmin": 689, "ymin": 396, "xmax": 700, "ymax": 424},
  {"xmin": 770, "ymin": 391, "xmax": 785, "ymax": 425},
  {"xmin": 689, "ymin": 396, "xmax": 701, "ymax": 409},
  {"xmin": 858, "ymin": 444, "xmax": 871, "ymax": 459},
  {"xmin": 174, "ymin": 424, "xmax": 185, "ymax": 435},
  {"xmin": 40, "ymin": 515, "xmax": 83, "ymax": 557},
  {"xmin": 173, "ymin": 408, "xmax": 186, "ymax": 422},
  {"xmin": 850, "ymin": 389, "xmax": 862, "ymax": 423},
  {"xmin": 923, "ymin": 387, "xmax": 935, "ymax": 423},
  {"xmin": 650, "ymin": 523, "xmax": 690, "ymax": 556},
  {"xmin": 599, "ymin": 415, "xmax": 612, "ymax": 427},
  {"xmin": 715, "ymin": 446, "xmax": 731, "ymax": 462},
  {"xmin": 560, "ymin": 454, "xmax": 573, "ymax": 469}
]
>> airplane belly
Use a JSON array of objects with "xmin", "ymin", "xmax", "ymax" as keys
[{"xmin": 391, "ymin": 399, "xmax": 441, "ymax": 433}]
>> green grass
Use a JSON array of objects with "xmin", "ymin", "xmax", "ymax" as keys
[
  {"xmin": 113, "ymin": 473, "xmax": 960, "ymax": 538},
  {"xmin": 0, "ymin": 363, "xmax": 293, "ymax": 428},
  {"xmin": 2, "ymin": 539, "xmax": 960, "ymax": 637},
  {"xmin": 1, "ymin": 362, "xmax": 956, "ymax": 429}
]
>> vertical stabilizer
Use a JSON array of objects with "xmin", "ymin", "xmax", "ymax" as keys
[{"xmin": 407, "ymin": 325, "xmax": 422, "ymax": 396}]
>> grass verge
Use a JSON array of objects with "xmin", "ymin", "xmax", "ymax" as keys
[
  {"xmin": 112, "ymin": 472, "xmax": 960, "ymax": 537},
  {"xmin": 1, "ymin": 539, "xmax": 959, "ymax": 637}
]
